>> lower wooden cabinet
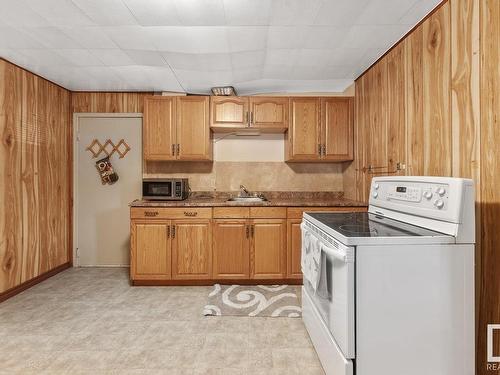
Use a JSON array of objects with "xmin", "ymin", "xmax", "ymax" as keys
[
  {"xmin": 213, "ymin": 220, "xmax": 250, "ymax": 279},
  {"xmin": 251, "ymin": 220, "xmax": 286, "ymax": 279},
  {"xmin": 171, "ymin": 220, "xmax": 212, "ymax": 280},
  {"xmin": 287, "ymin": 219, "xmax": 303, "ymax": 279},
  {"xmin": 131, "ymin": 221, "xmax": 171, "ymax": 280}
]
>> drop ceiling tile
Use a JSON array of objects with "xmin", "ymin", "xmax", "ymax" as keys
[
  {"xmin": 0, "ymin": 27, "xmax": 43, "ymax": 49},
  {"xmin": 25, "ymin": 0, "xmax": 95, "ymax": 26},
  {"xmin": 90, "ymin": 48, "xmax": 135, "ymax": 66},
  {"xmin": 262, "ymin": 65, "xmax": 294, "ymax": 80},
  {"xmin": 227, "ymin": 27, "xmax": 268, "ymax": 52},
  {"xmin": 295, "ymin": 49, "xmax": 335, "ymax": 67},
  {"xmin": 314, "ymin": 0, "xmax": 369, "ymax": 26},
  {"xmin": 16, "ymin": 49, "xmax": 72, "ymax": 67},
  {"xmin": 124, "ymin": 50, "xmax": 168, "ymax": 66},
  {"xmin": 340, "ymin": 24, "xmax": 410, "ymax": 50},
  {"xmin": 103, "ymin": 26, "xmax": 156, "ymax": 50},
  {"xmin": 267, "ymin": 26, "xmax": 307, "ymax": 49},
  {"xmin": 399, "ymin": 0, "xmax": 442, "ymax": 25},
  {"xmin": 231, "ymin": 50, "xmax": 265, "ymax": 69},
  {"xmin": 269, "ymin": 0, "xmax": 324, "ymax": 26},
  {"xmin": 122, "ymin": 0, "xmax": 180, "ymax": 26},
  {"xmin": 223, "ymin": 0, "xmax": 271, "ymax": 26},
  {"xmin": 232, "ymin": 67, "xmax": 263, "ymax": 83},
  {"xmin": 174, "ymin": 0, "xmax": 226, "ymax": 26},
  {"xmin": 59, "ymin": 27, "xmax": 119, "ymax": 49},
  {"xmin": 265, "ymin": 49, "xmax": 299, "ymax": 66},
  {"xmin": 0, "ymin": 0, "xmax": 51, "ymax": 27},
  {"xmin": 174, "ymin": 69, "xmax": 233, "ymax": 92},
  {"xmin": 162, "ymin": 51, "xmax": 232, "ymax": 71},
  {"xmin": 326, "ymin": 48, "xmax": 367, "ymax": 67},
  {"xmin": 22, "ymin": 27, "xmax": 83, "ymax": 49},
  {"xmin": 149, "ymin": 26, "xmax": 229, "ymax": 53},
  {"xmin": 55, "ymin": 48, "xmax": 103, "ymax": 66},
  {"xmin": 71, "ymin": 0, "xmax": 138, "ymax": 26},
  {"xmin": 303, "ymin": 26, "xmax": 350, "ymax": 49},
  {"xmin": 356, "ymin": 0, "xmax": 418, "ymax": 25},
  {"xmin": 113, "ymin": 65, "xmax": 184, "ymax": 91},
  {"xmin": 291, "ymin": 66, "xmax": 329, "ymax": 80},
  {"xmin": 322, "ymin": 65, "xmax": 354, "ymax": 79}
]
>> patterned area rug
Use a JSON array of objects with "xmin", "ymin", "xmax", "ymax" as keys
[{"xmin": 203, "ymin": 284, "xmax": 302, "ymax": 318}]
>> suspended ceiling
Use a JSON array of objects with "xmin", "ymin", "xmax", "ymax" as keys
[{"xmin": 0, "ymin": 0, "xmax": 441, "ymax": 94}]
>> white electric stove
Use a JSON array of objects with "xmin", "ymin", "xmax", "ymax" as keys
[{"xmin": 301, "ymin": 176, "xmax": 475, "ymax": 375}]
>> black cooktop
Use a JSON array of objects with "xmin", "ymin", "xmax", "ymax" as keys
[{"xmin": 305, "ymin": 212, "xmax": 446, "ymax": 238}]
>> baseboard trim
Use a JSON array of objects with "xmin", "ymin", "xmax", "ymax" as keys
[
  {"xmin": 0, "ymin": 262, "xmax": 71, "ymax": 303},
  {"xmin": 132, "ymin": 278, "xmax": 303, "ymax": 286}
]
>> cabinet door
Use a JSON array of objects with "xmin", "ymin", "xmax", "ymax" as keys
[
  {"xmin": 176, "ymin": 96, "xmax": 211, "ymax": 161},
  {"xmin": 172, "ymin": 220, "xmax": 212, "ymax": 279},
  {"xmin": 287, "ymin": 97, "xmax": 321, "ymax": 161},
  {"xmin": 143, "ymin": 97, "xmax": 176, "ymax": 161},
  {"xmin": 250, "ymin": 97, "xmax": 288, "ymax": 131},
  {"xmin": 287, "ymin": 219, "xmax": 303, "ymax": 279},
  {"xmin": 131, "ymin": 221, "xmax": 171, "ymax": 280},
  {"xmin": 251, "ymin": 219, "xmax": 286, "ymax": 279},
  {"xmin": 210, "ymin": 97, "xmax": 249, "ymax": 130},
  {"xmin": 321, "ymin": 98, "xmax": 354, "ymax": 161},
  {"xmin": 213, "ymin": 220, "xmax": 250, "ymax": 279}
]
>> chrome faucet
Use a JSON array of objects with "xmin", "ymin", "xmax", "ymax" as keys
[{"xmin": 240, "ymin": 184, "xmax": 250, "ymax": 196}]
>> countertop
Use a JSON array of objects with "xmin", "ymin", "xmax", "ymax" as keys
[{"xmin": 130, "ymin": 191, "xmax": 367, "ymax": 208}]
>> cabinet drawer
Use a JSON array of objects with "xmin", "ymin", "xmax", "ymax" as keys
[
  {"xmin": 287, "ymin": 206, "xmax": 366, "ymax": 219},
  {"xmin": 213, "ymin": 207, "xmax": 250, "ymax": 218},
  {"xmin": 131, "ymin": 207, "xmax": 212, "ymax": 219},
  {"xmin": 250, "ymin": 207, "xmax": 286, "ymax": 218}
]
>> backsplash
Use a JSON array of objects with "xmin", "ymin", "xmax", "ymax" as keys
[{"xmin": 143, "ymin": 161, "xmax": 343, "ymax": 192}]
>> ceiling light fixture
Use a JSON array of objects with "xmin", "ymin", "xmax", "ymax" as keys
[{"xmin": 211, "ymin": 86, "xmax": 236, "ymax": 96}]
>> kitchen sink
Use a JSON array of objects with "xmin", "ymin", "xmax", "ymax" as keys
[{"xmin": 226, "ymin": 196, "xmax": 268, "ymax": 203}]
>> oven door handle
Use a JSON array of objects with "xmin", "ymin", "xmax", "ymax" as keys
[{"xmin": 319, "ymin": 243, "xmax": 348, "ymax": 263}]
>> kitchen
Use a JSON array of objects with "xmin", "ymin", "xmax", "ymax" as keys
[{"xmin": 0, "ymin": 0, "xmax": 499, "ymax": 374}]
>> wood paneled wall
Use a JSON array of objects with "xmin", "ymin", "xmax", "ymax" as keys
[
  {"xmin": 345, "ymin": 0, "xmax": 499, "ymax": 373},
  {"xmin": 0, "ymin": 59, "xmax": 71, "ymax": 294},
  {"xmin": 71, "ymin": 92, "xmax": 151, "ymax": 113}
]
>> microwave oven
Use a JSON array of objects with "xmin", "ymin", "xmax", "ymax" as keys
[{"xmin": 142, "ymin": 178, "xmax": 189, "ymax": 200}]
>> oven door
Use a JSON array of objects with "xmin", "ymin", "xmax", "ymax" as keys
[
  {"xmin": 142, "ymin": 180, "xmax": 173, "ymax": 200},
  {"xmin": 301, "ymin": 222, "xmax": 355, "ymax": 359}
]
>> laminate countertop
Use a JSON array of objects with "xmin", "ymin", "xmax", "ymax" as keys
[{"xmin": 130, "ymin": 191, "xmax": 367, "ymax": 208}]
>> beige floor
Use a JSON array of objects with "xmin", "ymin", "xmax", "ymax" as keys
[{"xmin": 0, "ymin": 267, "xmax": 324, "ymax": 374}]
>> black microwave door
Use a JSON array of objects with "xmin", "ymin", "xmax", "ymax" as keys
[{"xmin": 143, "ymin": 182, "xmax": 172, "ymax": 197}]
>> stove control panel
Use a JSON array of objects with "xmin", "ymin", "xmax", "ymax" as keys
[{"xmin": 371, "ymin": 180, "xmax": 449, "ymax": 210}]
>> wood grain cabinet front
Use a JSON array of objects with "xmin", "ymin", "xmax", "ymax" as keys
[
  {"xmin": 210, "ymin": 96, "xmax": 249, "ymax": 131},
  {"xmin": 171, "ymin": 220, "xmax": 212, "ymax": 280},
  {"xmin": 131, "ymin": 221, "xmax": 172, "ymax": 280},
  {"xmin": 251, "ymin": 219, "xmax": 286, "ymax": 279},
  {"xmin": 249, "ymin": 97, "xmax": 289, "ymax": 132},
  {"xmin": 212, "ymin": 220, "xmax": 251, "ymax": 279},
  {"xmin": 143, "ymin": 96, "xmax": 212, "ymax": 161},
  {"xmin": 286, "ymin": 97, "xmax": 353, "ymax": 162}
]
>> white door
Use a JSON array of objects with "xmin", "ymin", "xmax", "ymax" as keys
[{"xmin": 76, "ymin": 116, "xmax": 142, "ymax": 266}]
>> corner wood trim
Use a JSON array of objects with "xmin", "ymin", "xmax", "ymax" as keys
[
  {"xmin": 132, "ymin": 278, "xmax": 303, "ymax": 286},
  {"xmin": 0, "ymin": 262, "xmax": 71, "ymax": 303}
]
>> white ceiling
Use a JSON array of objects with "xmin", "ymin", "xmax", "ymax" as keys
[{"xmin": 0, "ymin": 0, "xmax": 441, "ymax": 94}]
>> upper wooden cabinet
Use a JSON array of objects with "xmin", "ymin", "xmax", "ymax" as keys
[
  {"xmin": 176, "ymin": 96, "xmax": 211, "ymax": 161},
  {"xmin": 210, "ymin": 96, "xmax": 288, "ymax": 132},
  {"xmin": 286, "ymin": 97, "xmax": 321, "ymax": 161},
  {"xmin": 143, "ymin": 96, "xmax": 212, "ymax": 161},
  {"xmin": 143, "ymin": 96, "xmax": 176, "ymax": 161},
  {"xmin": 210, "ymin": 96, "xmax": 249, "ymax": 130},
  {"xmin": 321, "ymin": 98, "xmax": 354, "ymax": 161},
  {"xmin": 286, "ymin": 97, "xmax": 353, "ymax": 162}
]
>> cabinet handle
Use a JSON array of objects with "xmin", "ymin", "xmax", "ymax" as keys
[
  {"xmin": 183, "ymin": 211, "xmax": 198, "ymax": 217},
  {"xmin": 322, "ymin": 144, "xmax": 326, "ymax": 157},
  {"xmin": 171, "ymin": 144, "xmax": 175, "ymax": 156},
  {"xmin": 250, "ymin": 225, "xmax": 254, "ymax": 237},
  {"xmin": 246, "ymin": 225, "xmax": 249, "ymax": 239},
  {"xmin": 245, "ymin": 111, "xmax": 249, "ymax": 126},
  {"xmin": 176, "ymin": 144, "xmax": 180, "ymax": 156},
  {"xmin": 167, "ymin": 225, "xmax": 170, "ymax": 238},
  {"xmin": 250, "ymin": 111, "xmax": 253, "ymax": 126},
  {"xmin": 144, "ymin": 211, "xmax": 159, "ymax": 217},
  {"xmin": 318, "ymin": 144, "xmax": 322, "ymax": 156},
  {"xmin": 172, "ymin": 225, "xmax": 176, "ymax": 239}
]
